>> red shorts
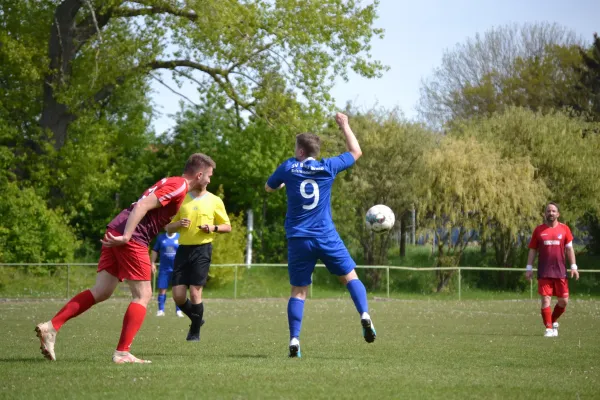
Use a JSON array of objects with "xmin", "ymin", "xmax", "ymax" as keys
[
  {"xmin": 538, "ymin": 278, "xmax": 569, "ymax": 298},
  {"xmin": 97, "ymin": 228, "xmax": 152, "ymax": 281}
]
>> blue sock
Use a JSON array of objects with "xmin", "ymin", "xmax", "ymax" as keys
[
  {"xmin": 287, "ymin": 298, "xmax": 305, "ymax": 339},
  {"xmin": 346, "ymin": 279, "xmax": 368, "ymax": 315},
  {"xmin": 175, "ymin": 304, "xmax": 181, "ymax": 312},
  {"xmin": 158, "ymin": 294, "xmax": 166, "ymax": 311}
]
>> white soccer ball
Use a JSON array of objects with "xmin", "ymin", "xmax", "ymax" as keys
[{"xmin": 365, "ymin": 204, "xmax": 395, "ymax": 233}]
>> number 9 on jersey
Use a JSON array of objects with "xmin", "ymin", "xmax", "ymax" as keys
[{"xmin": 300, "ymin": 179, "xmax": 319, "ymax": 210}]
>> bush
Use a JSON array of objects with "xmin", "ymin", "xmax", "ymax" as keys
[
  {"xmin": 0, "ymin": 182, "xmax": 79, "ymax": 269},
  {"xmin": 208, "ymin": 211, "xmax": 247, "ymax": 288}
]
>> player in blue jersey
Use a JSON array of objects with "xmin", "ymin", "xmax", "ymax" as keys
[
  {"xmin": 151, "ymin": 232, "xmax": 184, "ymax": 317},
  {"xmin": 265, "ymin": 112, "xmax": 375, "ymax": 358}
]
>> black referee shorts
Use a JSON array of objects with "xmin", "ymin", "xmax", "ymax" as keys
[{"xmin": 171, "ymin": 243, "xmax": 213, "ymax": 287}]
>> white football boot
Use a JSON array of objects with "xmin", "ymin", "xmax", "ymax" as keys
[{"xmin": 35, "ymin": 321, "xmax": 57, "ymax": 361}]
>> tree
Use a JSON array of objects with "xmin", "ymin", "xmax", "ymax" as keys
[
  {"xmin": 319, "ymin": 108, "xmax": 435, "ymax": 288},
  {"xmin": 149, "ymin": 87, "xmax": 323, "ymax": 263},
  {"xmin": 451, "ymin": 107, "xmax": 600, "ymax": 224},
  {"xmin": 420, "ymin": 136, "xmax": 548, "ymax": 292},
  {"xmin": 449, "ymin": 45, "xmax": 588, "ymax": 121},
  {"xmin": 418, "ymin": 22, "xmax": 582, "ymax": 127},
  {"xmin": 578, "ymin": 33, "xmax": 600, "ymax": 120},
  {"xmin": 5, "ymin": 0, "xmax": 385, "ymax": 151}
]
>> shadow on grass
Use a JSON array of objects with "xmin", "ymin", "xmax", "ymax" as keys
[{"xmin": 0, "ymin": 357, "xmax": 49, "ymax": 363}]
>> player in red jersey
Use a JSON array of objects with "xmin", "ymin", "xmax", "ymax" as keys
[
  {"xmin": 35, "ymin": 153, "xmax": 216, "ymax": 363},
  {"xmin": 526, "ymin": 202, "xmax": 580, "ymax": 337}
]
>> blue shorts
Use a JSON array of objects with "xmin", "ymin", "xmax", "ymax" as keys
[
  {"xmin": 157, "ymin": 269, "xmax": 174, "ymax": 289},
  {"xmin": 287, "ymin": 234, "xmax": 355, "ymax": 287}
]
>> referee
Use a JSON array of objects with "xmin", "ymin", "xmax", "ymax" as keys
[{"xmin": 166, "ymin": 159, "xmax": 231, "ymax": 341}]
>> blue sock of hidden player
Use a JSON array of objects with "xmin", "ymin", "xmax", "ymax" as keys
[{"xmin": 158, "ymin": 294, "xmax": 167, "ymax": 312}]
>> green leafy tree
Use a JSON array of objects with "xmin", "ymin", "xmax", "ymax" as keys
[
  {"xmin": 1, "ymin": 0, "xmax": 385, "ymax": 258},
  {"xmin": 578, "ymin": 33, "xmax": 600, "ymax": 121},
  {"xmin": 150, "ymin": 88, "xmax": 317, "ymax": 263},
  {"xmin": 9, "ymin": 0, "xmax": 385, "ymax": 150},
  {"xmin": 420, "ymin": 137, "xmax": 548, "ymax": 292},
  {"xmin": 451, "ymin": 107, "xmax": 600, "ymax": 223},
  {"xmin": 336, "ymin": 109, "xmax": 434, "ymax": 258}
]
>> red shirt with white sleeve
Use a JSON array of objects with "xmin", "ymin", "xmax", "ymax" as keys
[
  {"xmin": 528, "ymin": 223, "xmax": 573, "ymax": 279},
  {"xmin": 107, "ymin": 177, "xmax": 189, "ymax": 247}
]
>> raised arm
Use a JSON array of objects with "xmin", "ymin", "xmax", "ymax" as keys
[{"xmin": 335, "ymin": 112, "xmax": 362, "ymax": 161}]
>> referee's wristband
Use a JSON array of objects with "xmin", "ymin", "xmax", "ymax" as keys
[
  {"xmin": 526, "ymin": 265, "xmax": 533, "ymax": 272},
  {"xmin": 570, "ymin": 264, "xmax": 578, "ymax": 271}
]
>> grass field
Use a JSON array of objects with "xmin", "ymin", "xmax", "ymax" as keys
[{"xmin": 1, "ymin": 298, "xmax": 599, "ymax": 399}]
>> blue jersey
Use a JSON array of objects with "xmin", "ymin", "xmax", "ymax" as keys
[
  {"xmin": 152, "ymin": 233, "xmax": 180, "ymax": 270},
  {"xmin": 267, "ymin": 152, "xmax": 355, "ymax": 238}
]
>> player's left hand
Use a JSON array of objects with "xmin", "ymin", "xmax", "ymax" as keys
[
  {"xmin": 100, "ymin": 232, "xmax": 130, "ymax": 247},
  {"xmin": 199, "ymin": 224, "xmax": 214, "ymax": 234},
  {"xmin": 570, "ymin": 267, "xmax": 580, "ymax": 280}
]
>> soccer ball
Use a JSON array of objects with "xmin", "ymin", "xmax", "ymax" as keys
[{"xmin": 365, "ymin": 204, "xmax": 395, "ymax": 233}]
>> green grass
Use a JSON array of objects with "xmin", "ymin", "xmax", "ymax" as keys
[{"xmin": 2, "ymin": 298, "xmax": 599, "ymax": 399}]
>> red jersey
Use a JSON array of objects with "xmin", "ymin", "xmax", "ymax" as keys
[
  {"xmin": 107, "ymin": 177, "xmax": 189, "ymax": 247},
  {"xmin": 528, "ymin": 223, "xmax": 573, "ymax": 279}
]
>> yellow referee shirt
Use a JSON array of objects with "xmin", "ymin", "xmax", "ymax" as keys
[{"xmin": 171, "ymin": 192, "xmax": 230, "ymax": 245}]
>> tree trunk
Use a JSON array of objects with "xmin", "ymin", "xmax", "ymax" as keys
[
  {"xmin": 399, "ymin": 215, "xmax": 407, "ymax": 258},
  {"xmin": 40, "ymin": 98, "xmax": 76, "ymax": 150},
  {"xmin": 39, "ymin": 0, "xmax": 85, "ymax": 150},
  {"xmin": 436, "ymin": 271, "xmax": 454, "ymax": 292},
  {"xmin": 480, "ymin": 223, "xmax": 487, "ymax": 255}
]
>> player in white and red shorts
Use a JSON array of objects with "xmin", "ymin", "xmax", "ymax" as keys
[
  {"xmin": 526, "ymin": 202, "xmax": 580, "ymax": 337},
  {"xmin": 35, "ymin": 153, "xmax": 216, "ymax": 363}
]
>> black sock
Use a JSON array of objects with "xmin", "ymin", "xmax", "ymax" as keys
[
  {"xmin": 189, "ymin": 302, "xmax": 204, "ymax": 335},
  {"xmin": 177, "ymin": 299, "xmax": 194, "ymax": 320},
  {"xmin": 191, "ymin": 302, "xmax": 204, "ymax": 322}
]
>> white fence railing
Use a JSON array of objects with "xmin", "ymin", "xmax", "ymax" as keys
[{"xmin": 0, "ymin": 263, "xmax": 598, "ymax": 300}]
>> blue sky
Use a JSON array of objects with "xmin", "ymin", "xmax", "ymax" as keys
[{"xmin": 150, "ymin": 0, "xmax": 599, "ymax": 133}]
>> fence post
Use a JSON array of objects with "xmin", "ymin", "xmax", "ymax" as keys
[
  {"xmin": 386, "ymin": 267, "xmax": 390, "ymax": 298},
  {"xmin": 530, "ymin": 277, "xmax": 533, "ymax": 300},
  {"xmin": 234, "ymin": 265, "xmax": 238, "ymax": 299},
  {"xmin": 458, "ymin": 268, "xmax": 461, "ymax": 301},
  {"xmin": 152, "ymin": 264, "xmax": 156, "ymax": 296},
  {"xmin": 66, "ymin": 264, "xmax": 70, "ymax": 299}
]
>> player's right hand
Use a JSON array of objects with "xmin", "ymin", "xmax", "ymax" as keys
[
  {"xmin": 100, "ymin": 232, "xmax": 130, "ymax": 247},
  {"xmin": 525, "ymin": 270, "xmax": 533, "ymax": 281},
  {"xmin": 179, "ymin": 218, "xmax": 191, "ymax": 228},
  {"xmin": 151, "ymin": 263, "xmax": 157, "ymax": 275}
]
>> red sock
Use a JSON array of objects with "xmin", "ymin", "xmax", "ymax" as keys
[
  {"xmin": 552, "ymin": 305, "xmax": 566, "ymax": 323},
  {"xmin": 51, "ymin": 290, "xmax": 96, "ymax": 331},
  {"xmin": 116, "ymin": 303, "xmax": 147, "ymax": 352},
  {"xmin": 541, "ymin": 307, "xmax": 552, "ymax": 328}
]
